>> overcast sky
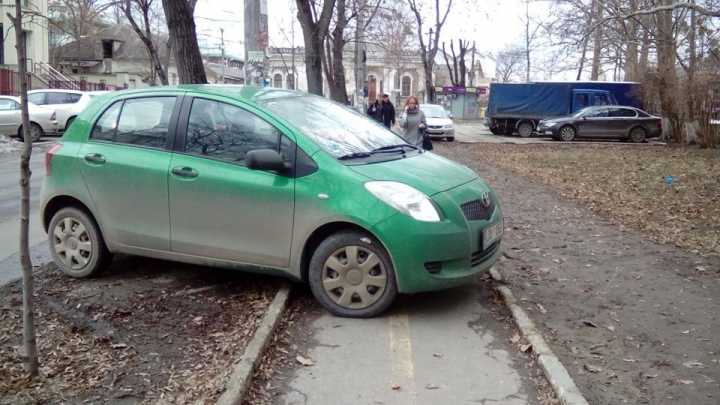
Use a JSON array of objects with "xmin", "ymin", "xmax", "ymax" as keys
[{"xmin": 193, "ymin": 0, "xmax": 554, "ymax": 79}]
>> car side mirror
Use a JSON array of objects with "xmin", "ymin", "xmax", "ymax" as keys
[
  {"xmin": 246, "ymin": 149, "xmax": 288, "ymax": 172},
  {"xmin": 582, "ymin": 116, "xmax": 587, "ymax": 120}
]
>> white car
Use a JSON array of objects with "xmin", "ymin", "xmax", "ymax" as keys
[
  {"xmin": 420, "ymin": 104, "xmax": 455, "ymax": 141},
  {"xmin": 0, "ymin": 96, "xmax": 58, "ymax": 142},
  {"xmin": 27, "ymin": 89, "xmax": 97, "ymax": 133}
]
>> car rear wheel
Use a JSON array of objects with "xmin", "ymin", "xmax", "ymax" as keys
[
  {"xmin": 489, "ymin": 128, "xmax": 502, "ymax": 135},
  {"xmin": 518, "ymin": 122, "xmax": 533, "ymax": 138},
  {"xmin": 309, "ymin": 230, "xmax": 397, "ymax": 318},
  {"xmin": 48, "ymin": 207, "xmax": 113, "ymax": 278},
  {"xmin": 628, "ymin": 127, "xmax": 647, "ymax": 143},
  {"xmin": 17, "ymin": 123, "xmax": 43, "ymax": 142},
  {"xmin": 559, "ymin": 125, "xmax": 576, "ymax": 141}
]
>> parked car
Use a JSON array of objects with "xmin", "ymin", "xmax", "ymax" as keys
[
  {"xmin": 537, "ymin": 106, "xmax": 662, "ymax": 142},
  {"xmin": 0, "ymin": 95, "xmax": 58, "ymax": 141},
  {"xmin": 28, "ymin": 89, "xmax": 96, "ymax": 133},
  {"xmin": 41, "ymin": 85, "xmax": 504, "ymax": 318},
  {"xmin": 420, "ymin": 104, "xmax": 455, "ymax": 141}
]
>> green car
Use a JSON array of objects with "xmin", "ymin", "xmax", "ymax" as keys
[{"xmin": 40, "ymin": 85, "xmax": 503, "ymax": 318}]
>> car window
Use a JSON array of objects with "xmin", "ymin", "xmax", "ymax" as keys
[
  {"xmin": 90, "ymin": 101, "xmax": 122, "ymax": 142},
  {"xmin": 47, "ymin": 93, "xmax": 72, "ymax": 104},
  {"xmin": 28, "ymin": 93, "xmax": 45, "ymax": 105},
  {"xmin": 584, "ymin": 108, "xmax": 609, "ymax": 118},
  {"xmin": 420, "ymin": 105, "xmax": 446, "ymax": 118},
  {"xmin": 115, "ymin": 97, "xmax": 176, "ymax": 148},
  {"xmin": 185, "ymin": 98, "xmax": 282, "ymax": 165},
  {"xmin": 0, "ymin": 99, "xmax": 19, "ymax": 110},
  {"xmin": 594, "ymin": 94, "xmax": 610, "ymax": 106},
  {"xmin": 68, "ymin": 93, "xmax": 83, "ymax": 103},
  {"xmin": 609, "ymin": 108, "xmax": 637, "ymax": 118},
  {"xmin": 636, "ymin": 109, "xmax": 650, "ymax": 117}
]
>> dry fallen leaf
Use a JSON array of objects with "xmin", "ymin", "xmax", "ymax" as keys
[
  {"xmin": 536, "ymin": 303, "xmax": 548, "ymax": 314},
  {"xmin": 623, "ymin": 358, "xmax": 638, "ymax": 363},
  {"xmin": 432, "ymin": 353, "xmax": 443, "ymax": 358},
  {"xmin": 425, "ymin": 384, "xmax": 439, "ymax": 390},
  {"xmin": 683, "ymin": 360, "xmax": 705, "ymax": 368},
  {"xmin": 678, "ymin": 380, "xmax": 694, "ymax": 385},
  {"xmin": 296, "ymin": 355, "xmax": 314, "ymax": 366},
  {"xmin": 510, "ymin": 334, "xmax": 521, "ymax": 344},
  {"xmin": 111, "ymin": 343, "xmax": 127, "ymax": 349},
  {"xmin": 584, "ymin": 364, "xmax": 602, "ymax": 373},
  {"xmin": 391, "ymin": 383, "xmax": 401, "ymax": 390},
  {"xmin": 583, "ymin": 320, "xmax": 599, "ymax": 328},
  {"xmin": 645, "ymin": 374, "xmax": 659, "ymax": 379},
  {"xmin": 606, "ymin": 326, "xmax": 615, "ymax": 332}
]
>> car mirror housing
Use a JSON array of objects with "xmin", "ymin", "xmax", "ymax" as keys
[{"xmin": 246, "ymin": 149, "xmax": 288, "ymax": 172}]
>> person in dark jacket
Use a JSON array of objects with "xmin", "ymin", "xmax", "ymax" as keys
[
  {"xmin": 367, "ymin": 98, "xmax": 382, "ymax": 122},
  {"xmin": 379, "ymin": 93, "xmax": 396, "ymax": 128}
]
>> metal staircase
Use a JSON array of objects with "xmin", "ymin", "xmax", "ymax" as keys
[{"xmin": 34, "ymin": 61, "xmax": 80, "ymax": 90}]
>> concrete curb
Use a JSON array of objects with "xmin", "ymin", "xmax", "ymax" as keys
[
  {"xmin": 489, "ymin": 267, "xmax": 589, "ymax": 405},
  {"xmin": 216, "ymin": 282, "xmax": 292, "ymax": 405}
]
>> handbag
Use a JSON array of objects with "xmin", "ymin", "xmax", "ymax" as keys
[{"xmin": 422, "ymin": 127, "xmax": 433, "ymax": 150}]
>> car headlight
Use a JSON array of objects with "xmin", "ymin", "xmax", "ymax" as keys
[
  {"xmin": 444, "ymin": 124, "xmax": 454, "ymax": 129},
  {"xmin": 364, "ymin": 181, "xmax": 442, "ymax": 222},
  {"xmin": 543, "ymin": 121, "xmax": 556, "ymax": 126}
]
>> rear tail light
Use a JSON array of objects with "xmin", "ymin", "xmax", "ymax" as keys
[
  {"xmin": 50, "ymin": 112, "xmax": 57, "ymax": 121},
  {"xmin": 656, "ymin": 119, "xmax": 662, "ymax": 127},
  {"xmin": 46, "ymin": 144, "xmax": 62, "ymax": 176}
]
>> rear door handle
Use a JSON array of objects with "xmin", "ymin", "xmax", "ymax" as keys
[
  {"xmin": 171, "ymin": 167, "xmax": 198, "ymax": 178},
  {"xmin": 84, "ymin": 154, "xmax": 106, "ymax": 164}
]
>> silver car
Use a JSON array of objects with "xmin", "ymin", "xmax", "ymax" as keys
[
  {"xmin": 0, "ymin": 96, "xmax": 58, "ymax": 142},
  {"xmin": 420, "ymin": 104, "xmax": 455, "ymax": 141},
  {"xmin": 28, "ymin": 89, "xmax": 98, "ymax": 132}
]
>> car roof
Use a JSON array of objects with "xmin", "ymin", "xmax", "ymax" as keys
[
  {"xmin": 0, "ymin": 95, "xmax": 20, "ymax": 101},
  {"xmin": 103, "ymin": 84, "xmax": 310, "ymax": 105},
  {"xmin": 28, "ymin": 89, "xmax": 89, "ymax": 94}
]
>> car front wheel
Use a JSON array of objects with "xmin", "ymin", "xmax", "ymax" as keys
[
  {"xmin": 309, "ymin": 231, "xmax": 398, "ymax": 318},
  {"xmin": 559, "ymin": 125, "xmax": 576, "ymax": 141},
  {"xmin": 48, "ymin": 207, "xmax": 113, "ymax": 278},
  {"xmin": 17, "ymin": 123, "xmax": 43, "ymax": 142}
]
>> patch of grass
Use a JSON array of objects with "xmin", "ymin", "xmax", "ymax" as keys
[{"xmin": 440, "ymin": 143, "xmax": 720, "ymax": 257}]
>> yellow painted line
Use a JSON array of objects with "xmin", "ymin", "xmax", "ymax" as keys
[{"xmin": 390, "ymin": 312, "xmax": 416, "ymax": 403}]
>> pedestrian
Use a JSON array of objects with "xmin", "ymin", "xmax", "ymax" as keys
[
  {"xmin": 380, "ymin": 93, "xmax": 396, "ymax": 128},
  {"xmin": 367, "ymin": 98, "xmax": 382, "ymax": 122},
  {"xmin": 397, "ymin": 95, "xmax": 427, "ymax": 148}
]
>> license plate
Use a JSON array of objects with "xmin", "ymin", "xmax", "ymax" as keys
[{"xmin": 482, "ymin": 218, "xmax": 504, "ymax": 250}]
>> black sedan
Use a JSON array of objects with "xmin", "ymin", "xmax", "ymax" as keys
[{"xmin": 537, "ymin": 106, "xmax": 663, "ymax": 142}]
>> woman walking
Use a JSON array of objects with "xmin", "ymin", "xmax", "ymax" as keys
[{"xmin": 397, "ymin": 95, "xmax": 427, "ymax": 147}]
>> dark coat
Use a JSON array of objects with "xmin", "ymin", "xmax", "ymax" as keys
[
  {"xmin": 366, "ymin": 101, "xmax": 382, "ymax": 122},
  {"xmin": 380, "ymin": 101, "xmax": 396, "ymax": 128}
]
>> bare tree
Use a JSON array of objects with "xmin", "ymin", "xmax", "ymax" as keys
[
  {"xmin": 492, "ymin": 44, "xmax": 526, "ymax": 83},
  {"xmin": 441, "ymin": 39, "xmax": 471, "ymax": 86},
  {"xmin": 408, "ymin": 0, "xmax": 453, "ymax": 103},
  {"xmin": 161, "ymin": 0, "xmax": 206, "ymax": 83},
  {"xmin": 48, "ymin": 0, "xmax": 112, "ymax": 68},
  {"xmin": 119, "ymin": 0, "xmax": 169, "ymax": 85},
  {"xmin": 6, "ymin": 0, "xmax": 39, "ymax": 377},
  {"xmin": 296, "ymin": 0, "xmax": 336, "ymax": 96}
]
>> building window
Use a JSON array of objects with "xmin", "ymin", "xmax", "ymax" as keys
[
  {"xmin": 286, "ymin": 74, "xmax": 294, "ymax": 90},
  {"xmin": 401, "ymin": 76, "xmax": 411, "ymax": 97},
  {"xmin": 273, "ymin": 74, "xmax": 283, "ymax": 88},
  {"xmin": 102, "ymin": 41, "xmax": 114, "ymax": 59}
]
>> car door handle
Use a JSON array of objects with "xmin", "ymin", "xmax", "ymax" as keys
[
  {"xmin": 171, "ymin": 167, "xmax": 198, "ymax": 178},
  {"xmin": 84, "ymin": 154, "xmax": 106, "ymax": 164}
]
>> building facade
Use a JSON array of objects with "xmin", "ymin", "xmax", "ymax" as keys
[{"xmin": 0, "ymin": 0, "xmax": 49, "ymax": 69}]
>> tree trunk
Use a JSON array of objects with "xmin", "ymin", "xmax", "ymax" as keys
[
  {"xmin": 162, "ymin": 0, "xmax": 206, "ymax": 84},
  {"xmin": 576, "ymin": 37, "xmax": 588, "ymax": 80},
  {"xmin": 296, "ymin": 0, "xmax": 336, "ymax": 96},
  {"xmin": 638, "ymin": 25, "xmax": 650, "ymax": 74},
  {"xmin": 442, "ymin": 42, "xmax": 456, "ymax": 86},
  {"xmin": 329, "ymin": 0, "xmax": 349, "ymax": 103},
  {"xmin": 624, "ymin": 0, "xmax": 639, "ymax": 81},
  {"xmin": 687, "ymin": 0, "xmax": 697, "ymax": 121},
  {"xmin": 590, "ymin": 0, "xmax": 604, "ymax": 80},
  {"xmin": 123, "ymin": 0, "xmax": 168, "ymax": 86},
  {"xmin": 459, "ymin": 40, "xmax": 467, "ymax": 87},
  {"xmin": 525, "ymin": 0, "xmax": 531, "ymax": 81},
  {"xmin": 8, "ymin": 3, "xmax": 39, "ymax": 377},
  {"xmin": 656, "ymin": 0, "xmax": 681, "ymax": 142}
]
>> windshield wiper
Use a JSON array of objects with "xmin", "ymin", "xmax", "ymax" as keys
[
  {"xmin": 370, "ymin": 144, "xmax": 420, "ymax": 153},
  {"xmin": 337, "ymin": 151, "xmax": 372, "ymax": 160}
]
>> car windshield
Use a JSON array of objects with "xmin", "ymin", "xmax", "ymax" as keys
[
  {"xmin": 420, "ymin": 105, "xmax": 447, "ymax": 118},
  {"xmin": 573, "ymin": 107, "xmax": 596, "ymax": 117},
  {"xmin": 259, "ymin": 96, "xmax": 409, "ymax": 158}
]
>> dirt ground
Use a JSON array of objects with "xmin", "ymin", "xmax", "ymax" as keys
[
  {"xmin": 434, "ymin": 142, "xmax": 720, "ymax": 405},
  {"xmin": 0, "ymin": 255, "xmax": 280, "ymax": 404}
]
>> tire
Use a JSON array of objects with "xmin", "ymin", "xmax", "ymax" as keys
[
  {"xmin": 308, "ymin": 230, "xmax": 398, "ymax": 318},
  {"xmin": 65, "ymin": 117, "xmax": 76, "ymax": 131},
  {"xmin": 48, "ymin": 207, "xmax": 113, "ymax": 278},
  {"xmin": 518, "ymin": 122, "xmax": 533, "ymax": 138},
  {"xmin": 558, "ymin": 125, "xmax": 576, "ymax": 141},
  {"xmin": 17, "ymin": 123, "xmax": 43, "ymax": 142},
  {"xmin": 446, "ymin": 137, "xmax": 454, "ymax": 142},
  {"xmin": 628, "ymin": 126, "xmax": 647, "ymax": 143},
  {"xmin": 489, "ymin": 128, "xmax": 502, "ymax": 135}
]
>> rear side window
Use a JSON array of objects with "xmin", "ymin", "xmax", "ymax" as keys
[
  {"xmin": 28, "ymin": 93, "xmax": 45, "ymax": 105},
  {"xmin": 609, "ymin": 108, "xmax": 637, "ymax": 118},
  {"xmin": 90, "ymin": 97, "xmax": 176, "ymax": 148},
  {"xmin": 0, "ymin": 99, "xmax": 19, "ymax": 110}
]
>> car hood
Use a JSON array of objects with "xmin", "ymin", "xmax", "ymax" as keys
[
  {"xmin": 426, "ymin": 117, "xmax": 453, "ymax": 126},
  {"xmin": 349, "ymin": 151, "xmax": 479, "ymax": 195},
  {"xmin": 542, "ymin": 116, "xmax": 576, "ymax": 125}
]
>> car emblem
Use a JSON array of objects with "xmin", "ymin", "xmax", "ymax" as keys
[{"xmin": 481, "ymin": 192, "xmax": 491, "ymax": 207}]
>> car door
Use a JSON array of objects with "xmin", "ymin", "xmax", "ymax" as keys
[
  {"xmin": 608, "ymin": 107, "xmax": 637, "ymax": 137},
  {"xmin": 78, "ymin": 95, "xmax": 181, "ymax": 251},
  {"xmin": 578, "ymin": 107, "xmax": 610, "ymax": 137},
  {"xmin": 45, "ymin": 92, "xmax": 82, "ymax": 129},
  {"xmin": 168, "ymin": 97, "xmax": 295, "ymax": 268},
  {"xmin": 0, "ymin": 98, "xmax": 21, "ymax": 135}
]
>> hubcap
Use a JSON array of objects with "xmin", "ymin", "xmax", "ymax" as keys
[
  {"xmin": 53, "ymin": 217, "xmax": 92, "ymax": 270},
  {"xmin": 322, "ymin": 245, "xmax": 387, "ymax": 309},
  {"xmin": 561, "ymin": 127, "xmax": 574, "ymax": 141},
  {"xmin": 631, "ymin": 129, "xmax": 644, "ymax": 141}
]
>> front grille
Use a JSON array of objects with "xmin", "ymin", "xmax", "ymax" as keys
[
  {"xmin": 429, "ymin": 125, "xmax": 443, "ymax": 129},
  {"xmin": 461, "ymin": 197, "xmax": 495, "ymax": 221},
  {"xmin": 471, "ymin": 242, "xmax": 500, "ymax": 267}
]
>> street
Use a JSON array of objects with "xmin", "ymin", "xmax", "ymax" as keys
[{"xmin": 0, "ymin": 148, "xmax": 52, "ymax": 287}]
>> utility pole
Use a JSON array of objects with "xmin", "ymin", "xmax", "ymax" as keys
[
  {"xmin": 220, "ymin": 28, "xmax": 226, "ymax": 84},
  {"xmin": 354, "ymin": 0, "xmax": 367, "ymax": 110},
  {"xmin": 244, "ymin": 0, "xmax": 270, "ymax": 86}
]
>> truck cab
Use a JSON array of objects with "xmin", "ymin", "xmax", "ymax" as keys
[{"xmin": 571, "ymin": 90, "xmax": 617, "ymax": 114}]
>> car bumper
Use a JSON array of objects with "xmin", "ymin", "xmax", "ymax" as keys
[
  {"xmin": 43, "ymin": 121, "xmax": 59, "ymax": 135},
  {"xmin": 371, "ymin": 179, "xmax": 503, "ymax": 294},
  {"xmin": 537, "ymin": 125, "xmax": 558, "ymax": 136},
  {"xmin": 426, "ymin": 128, "xmax": 455, "ymax": 138}
]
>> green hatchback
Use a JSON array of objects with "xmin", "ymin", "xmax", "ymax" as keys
[{"xmin": 40, "ymin": 85, "xmax": 503, "ymax": 318}]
